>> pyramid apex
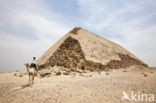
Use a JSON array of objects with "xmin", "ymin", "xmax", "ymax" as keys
[{"xmin": 70, "ymin": 27, "xmax": 82, "ymax": 34}]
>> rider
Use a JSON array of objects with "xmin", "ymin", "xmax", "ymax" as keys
[{"xmin": 30, "ymin": 57, "xmax": 38, "ymax": 70}]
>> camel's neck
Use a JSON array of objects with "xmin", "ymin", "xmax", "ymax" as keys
[{"xmin": 26, "ymin": 66, "xmax": 30, "ymax": 73}]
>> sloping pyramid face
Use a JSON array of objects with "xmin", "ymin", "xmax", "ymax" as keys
[{"xmin": 38, "ymin": 27, "xmax": 147, "ymax": 71}]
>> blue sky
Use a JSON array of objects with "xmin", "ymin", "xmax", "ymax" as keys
[{"xmin": 0, "ymin": 0, "xmax": 156, "ymax": 72}]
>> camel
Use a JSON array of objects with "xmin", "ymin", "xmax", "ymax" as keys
[{"xmin": 24, "ymin": 63, "xmax": 38, "ymax": 85}]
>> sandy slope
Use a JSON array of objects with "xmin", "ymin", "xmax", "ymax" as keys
[{"xmin": 0, "ymin": 67, "xmax": 156, "ymax": 103}]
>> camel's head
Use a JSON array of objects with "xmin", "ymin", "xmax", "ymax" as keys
[{"xmin": 24, "ymin": 63, "xmax": 30, "ymax": 67}]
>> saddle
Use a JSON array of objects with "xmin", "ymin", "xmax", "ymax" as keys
[{"xmin": 30, "ymin": 63, "xmax": 37, "ymax": 70}]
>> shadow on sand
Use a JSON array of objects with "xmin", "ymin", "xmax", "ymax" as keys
[
  {"xmin": 10, "ymin": 83, "xmax": 32, "ymax": 94},
  {"xmin": 21, "ymin": 84, "xmax": 31, "ymax": 88}
]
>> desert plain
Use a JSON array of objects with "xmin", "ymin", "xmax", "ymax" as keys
[{"xmin": 0, "ymin": 66, "xmax": 156, "ymax": 103}]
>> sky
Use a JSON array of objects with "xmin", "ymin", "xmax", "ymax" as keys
[{"xmin": 0, "ymin": 0, "xmax": 156, "ymax": 72}]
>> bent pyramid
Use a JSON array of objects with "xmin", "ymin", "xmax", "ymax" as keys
[{"xmin": 38, "ymin": 27, "xmax": 147, "ymax": 71}]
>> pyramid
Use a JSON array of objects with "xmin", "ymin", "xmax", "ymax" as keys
[{"xmin": 37, "ymin": 27, "xmax": 147, "ymax": 71}]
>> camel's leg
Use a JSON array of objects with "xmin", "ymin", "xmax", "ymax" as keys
[
  {"xmin": 32, "ymin": 75, "xmax": 34, "ymax": 85},
  {"xmin": 36, "ymin": 66, "xmax": 39, "ymax": 76},
  {"xmin": 34, "ymin": 70, "xmax": 37, "ymax": 76},
  {"xmin": 29, "ymin": 74, "xmax": 30, "ymax": 84}
]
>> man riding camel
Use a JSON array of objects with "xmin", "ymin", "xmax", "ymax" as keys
[{"xmin": 24, "ymin": 57, "xmax": 38, "ymax": 85}]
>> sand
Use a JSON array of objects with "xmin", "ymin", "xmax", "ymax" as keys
[{"xmin": 0, "ymin": 66, "xmax": 156, "ymax": 103}]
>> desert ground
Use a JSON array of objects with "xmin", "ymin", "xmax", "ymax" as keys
[{"xmin": 0, "ymin": 66, "xmax": 156, "ymax": 103}]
